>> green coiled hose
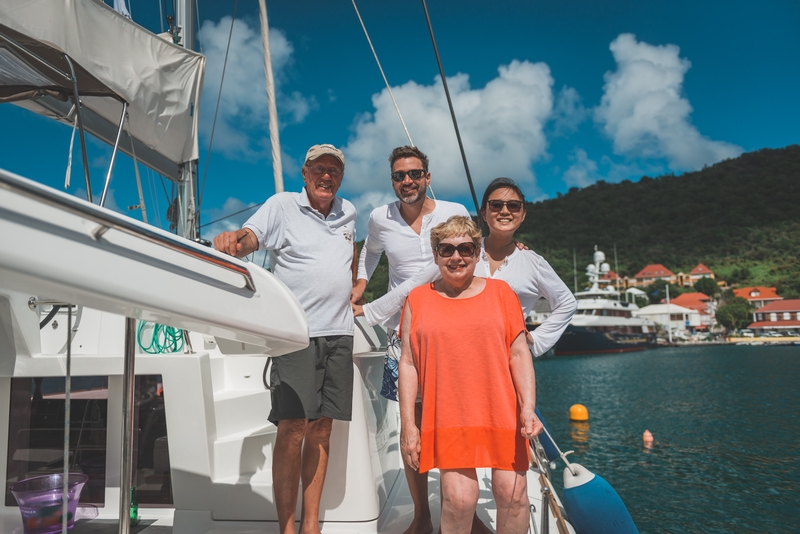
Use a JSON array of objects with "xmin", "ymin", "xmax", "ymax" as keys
[{"xmin": 137, "ymin": 320, "xmax": 184, "ymax": 354}]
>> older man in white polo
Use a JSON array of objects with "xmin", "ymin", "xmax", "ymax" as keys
[{"xmin": 214, "ymin": 143, "xmax": 357, "ymax": 534}]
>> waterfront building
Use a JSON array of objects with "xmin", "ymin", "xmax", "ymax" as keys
[
  {"xmin": 634, "ymin": 303, "xmax": 701, "ymax": 337},
  {"xmin": 670, "ymin": 292, "xmax": 716, "ymax": 330},
  {"xmin": 748, "ymin": 299, "xmax": 800, "ymax": 333},
  {"xmin": 733, "ymin": 286, "xmax": 783, "ymax": 309}
]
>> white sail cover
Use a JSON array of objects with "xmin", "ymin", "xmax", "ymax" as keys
[{"xmin": 0, "ymin": 0, "xmax": 205, "ymax": 179}]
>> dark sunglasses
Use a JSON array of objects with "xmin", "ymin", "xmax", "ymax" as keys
[
  {"xmin": 486, "ymin": 199, "xmax": 523, "ymax": 213},
  {"xmin": 390, "ymin": 169, "xmax": 427, "ymax": 182},
  {"xmin": 436, "ymin": 242, "xmax": 477, "ymax": 258}
]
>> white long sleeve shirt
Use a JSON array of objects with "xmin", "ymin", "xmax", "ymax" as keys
[
  {"xmin": 357, "ymin": 199, "xmax": 470, "ymax": 330},
  {"xmin": 474, "ymin": 242, "xmax": 577, "ymax": 356}
]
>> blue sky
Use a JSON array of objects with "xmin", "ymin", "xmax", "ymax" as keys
[{"xmin": 1, "ymin": 0, "xmax": 798, "ymax": 242}]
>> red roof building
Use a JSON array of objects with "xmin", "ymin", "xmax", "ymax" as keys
[
  {"xmin": 733, "ymin": 286, "xmax": 783, "ymax": 309},
  {"xmin": 686, "ymin": 263, "xmax": 716, "ymax": 286},
  {"xmin": 601, "ymin": 270, "xmax": 622, "ymax": 281},
  {"xmin": 629, "ymin": 264, "xmax": 675, "ymax": 287},
  {"xmin": 749, "ymin": 299, "xmax": 800, "ymax": 331}
]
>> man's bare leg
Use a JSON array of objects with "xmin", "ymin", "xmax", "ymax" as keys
[
  {"xmin": 273, "ymin": 419, "xmax": 308, "ymax": 534},
  {"xmin": 299, "ymin": 417, "xmax": 333, "ymax": 534},
  {"xmin": 403, "ymin": 402, "xmax": 433, "ymax": 534}
]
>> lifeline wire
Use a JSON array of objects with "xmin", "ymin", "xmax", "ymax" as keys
[{"xmin": 538, "ymin": 423, "xmax": 578, "ymax": 476}]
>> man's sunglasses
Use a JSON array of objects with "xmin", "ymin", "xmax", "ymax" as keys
[
  {"xmin": 391, "ymin": 169, "xmax": 427, "ymax": 182},
  {"xmin": 486, "ymin": 200, "xmax": 523, "ymax": 213},
  {"xmin": 436, "ymin": 242, "xmax": 477, "ymax": 258}
]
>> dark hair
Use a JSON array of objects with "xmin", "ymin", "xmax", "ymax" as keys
[
  {"xmin": 389, "ymin": 146, "xmax": 429, "ymax": 171},
  {"xmin": 480, "ymin": 177, "xmax": 526, "ymax": 213}
]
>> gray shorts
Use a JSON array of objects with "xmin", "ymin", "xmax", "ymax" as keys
[{"xmin": 268, "ymin": 335, "xmax": 354, "ymax": 424}]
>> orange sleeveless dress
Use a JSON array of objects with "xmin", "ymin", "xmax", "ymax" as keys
[{"xmin": 405, "ymin": 278, "xmax": 528, "ymax": 473}]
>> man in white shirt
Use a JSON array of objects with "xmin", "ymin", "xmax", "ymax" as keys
[
  {"xmin": 214, "ymin": 144, "xmax": 356, "ymax": 534},
  {"xmin": 350, "ymin": 145, "xmax": 469, "ymax": 534}
]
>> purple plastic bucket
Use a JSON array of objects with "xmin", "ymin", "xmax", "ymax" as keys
[{"xmin": 10, "ymin": 473, "xmax": 88, "ymax": 533}]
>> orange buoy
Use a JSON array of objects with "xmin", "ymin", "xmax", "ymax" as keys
[
  {"xmin": 643, "ymin": 429, "xmax": 654, "ymax": 447},
  {"xmin": 569, "ymin": 404, "xmax": 589, "ymax": 421}
]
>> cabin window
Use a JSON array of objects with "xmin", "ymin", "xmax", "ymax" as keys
[
  {"xmin": 783, "ymin": 312, "xmax": 791, "ymax": 321},
  {"xmin": 5, "ymin": 375, "xmax": 173, "ymax": 508},
  {"xmin": 770, "ymin": 313, "xmax": 777, "ymax": 322}
]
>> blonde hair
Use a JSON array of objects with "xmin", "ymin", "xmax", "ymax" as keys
[{"xmin": 430, "ymin": 215, "xmax": 482, "ymax": 251}]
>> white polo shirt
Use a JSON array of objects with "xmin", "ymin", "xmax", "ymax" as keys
[
  {"xmin": 474, "ymin": 242, "xmax": 577, "ymax": 357},
  {"xmin": 357, "ymin": 199, "xmax": 470, "ymax": 330},
  {"xmin": 244, "ymin": 188, "xmax": 356, "ymax": 337}
]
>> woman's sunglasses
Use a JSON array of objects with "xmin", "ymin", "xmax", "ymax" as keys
[
  {"xmin": 486, "ymin": 200, "xmax": 523, "ymax": 213},
  {"xmin": 436, "ymin": 242, "xmax": 477, "ymax": 258}
]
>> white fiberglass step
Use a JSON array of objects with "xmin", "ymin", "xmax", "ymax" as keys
[
  {"xmin": 212, "ymin": 388, "xmax": 271, "ymax": 437},
  {"xmin": 212, "ymin": 423, "xmax": 276, "ymax": 482}
]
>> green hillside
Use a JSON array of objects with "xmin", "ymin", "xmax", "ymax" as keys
[{"xmin": 364, "ymin": 145, "xmax": 800, "ymax": 300}]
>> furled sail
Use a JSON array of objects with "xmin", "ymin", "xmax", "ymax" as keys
[{"xmin": 0, "ymin": 0, "xmax": 205, "ymax": 180}]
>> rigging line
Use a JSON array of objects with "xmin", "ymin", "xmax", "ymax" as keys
[
  {"xmin": 199, "ymin": 202, "xmax": 263, "ymax": 229},
  {"xmin": 158, "ymin": 174, "xmax": 170, "ymax": 204},
  {"xmin": 194, "ymin": 0, "xmax": 203, "ymax": 54},
  {"xmin": 198, "ymin": 0, "xmax": 238, "ymax": 212},
  {"xmin": 351, "ymin": 0, "xmax": 414, "ymax": 147},
  {"xmin": 420, "ymin": 0, "xmax": 480, "ymax": 216},
  {"xmin": 126, "ymin": 113, "xmax": 149, "ymax": 224},
  {"xmin": 158, "ymin": 0, "xmax": 165, "ymax": 33}
]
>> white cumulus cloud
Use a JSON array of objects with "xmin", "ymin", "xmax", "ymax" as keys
[
  {"xmin": 595, "ymin": 33, "xmax": 742, "ymax": 171},
  {"xmin": 340, "ymin": 60, "xmax": 554, "ymax": 203},
  {"xmin": 562, "ymin": 149, "xmax": 598, "ymax": 188},
  {"xmin": 198, "ymin": 18, "xmax": 317, "ymax": 159}
]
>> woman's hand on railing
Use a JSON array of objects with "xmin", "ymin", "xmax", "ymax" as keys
[{"xmin": 520, "ymin": 407, "xmax": 544, "ymax": 440}]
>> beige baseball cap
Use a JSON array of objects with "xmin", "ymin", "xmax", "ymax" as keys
[{"xmin": 305, "ymin": 144, "xmax": 345, "ymax": 169}]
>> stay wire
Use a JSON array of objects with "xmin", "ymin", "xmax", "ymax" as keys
[
  {"xmin": 351, "ymin": 0, "xmax": 414, "ymax": 147},
  {"xmin": 351, "ymin": 0, "xmax": 435, "ymax": 199},
  {"xmin": 198, "ymin": 0, "xmax": 238, "ymax": 213},
  {"xmin": 198, "ymin": 201, "xmax": 263, "ymax": 229},
  {"xmin": 420, "ymin": 0, "xmax": 480, "ymax": 215}
]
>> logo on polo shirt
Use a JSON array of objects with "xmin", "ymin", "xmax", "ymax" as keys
[{"xmin": 342, "ymin": 229, "xmax": 353, "ymax": 243}]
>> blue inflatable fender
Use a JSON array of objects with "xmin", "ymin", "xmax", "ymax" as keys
[
  {"xmin": 534, "ymin": 407, "xmax": 559, "ymax": 463},
  {"xmin": 562, "ymin": 463, "xmax": 638, "ymax": 534}
]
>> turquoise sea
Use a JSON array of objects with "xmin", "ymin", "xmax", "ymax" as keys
[{"xmin": 535, "ymin": 345, "xmax": 800, "ymax": 534}]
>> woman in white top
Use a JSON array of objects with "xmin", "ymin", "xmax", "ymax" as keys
[{"xmin": 474, "ymin": 178, "xmax": 577, "ymax": 356}]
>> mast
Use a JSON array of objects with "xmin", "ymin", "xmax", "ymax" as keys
[
  {"xmin": 175, "ymin": 0, "xmax": 198, "ymax": 239},
  {"xmin": 259, "ymin": 0, "xmax": 284, "ymax": 193}
]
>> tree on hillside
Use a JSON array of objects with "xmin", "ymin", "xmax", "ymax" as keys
[
  {"xmin": 716, "ymin": 297, "xmax": 754, "ymax": 331},
  {"xmin": 694, "ymin": 277, "xmax": 721, "ymax": 297},
  {"xmin": 643, "ymin": 280, "xmax": 686, "ymax": 304},
  {"xmin": 725, "ymin": 267, "xmax": 751, "ymax": 285}
]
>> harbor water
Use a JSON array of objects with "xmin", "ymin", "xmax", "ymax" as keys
[{"xmin": 535, "ymin": 345, "xmax": 800, "ymax": 534}]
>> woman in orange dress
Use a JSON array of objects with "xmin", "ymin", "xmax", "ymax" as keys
[{"xmin": 398, "ymin": 215, "xmax": 543, "ymax": 534}]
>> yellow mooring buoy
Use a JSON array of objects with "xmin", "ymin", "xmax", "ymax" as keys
[{"xmin": 569, "ymin": 403, "xmax": 589, "ymax": 421}]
